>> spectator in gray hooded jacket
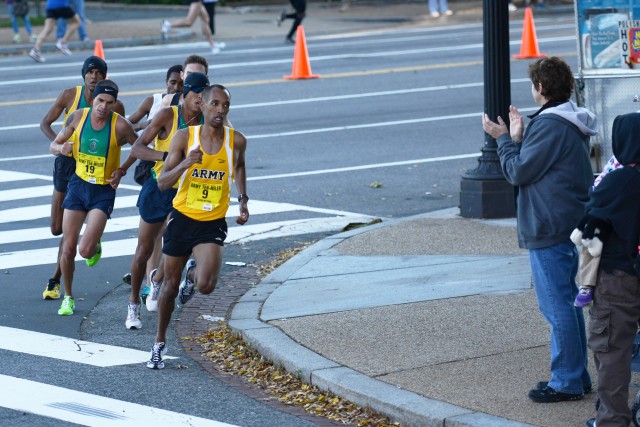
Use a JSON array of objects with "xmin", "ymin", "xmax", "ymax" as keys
[{"xmin": 483, "ymin": 56, "xmax": 597, "ymax": 404}]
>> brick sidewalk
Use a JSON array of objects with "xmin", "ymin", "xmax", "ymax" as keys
[{"xmin": 176, "ymin": 266, "xmax": 347, "ymax": 427}]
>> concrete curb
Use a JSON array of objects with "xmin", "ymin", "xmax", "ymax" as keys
[{"xmin": 228, "ymin": 209, "xmax": 531, "ymax": 427}]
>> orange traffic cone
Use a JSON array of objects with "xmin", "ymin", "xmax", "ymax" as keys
[
  {"xmin": 284, "ymin": 26, "xmax": 319, "ymax": 80},
  {"xmin": 513, "ymin": 8, "xmax": 545, "ymax": 59},
  {"xmin": 93, "ymin": 39, "xmax": 105, "ymax": 60}
]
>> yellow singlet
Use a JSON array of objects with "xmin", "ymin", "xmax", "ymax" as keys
[
  {"xmin": 70, "ymin": 108, "xmax": 121, "ymax": 185},
  {"xmin": 152, "ymin": 105, "xmax": 179, "ymax": 188},
  {"xmin": 172, "ymin": 125, "xmax": 234, "ymax": 221}
]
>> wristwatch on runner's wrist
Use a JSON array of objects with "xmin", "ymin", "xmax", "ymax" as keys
[{"xmin": 238, "ymin": 194, "xmax": 249, "ymax": 203}]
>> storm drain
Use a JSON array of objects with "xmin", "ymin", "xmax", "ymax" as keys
[{"xmin": 45, "ymin": 402, "xmax": 128, "ymax": 420}]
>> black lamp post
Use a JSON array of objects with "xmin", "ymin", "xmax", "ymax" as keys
[{"xmin": 459, "ymin": 0, "xmax": 516, "ymax": 219}]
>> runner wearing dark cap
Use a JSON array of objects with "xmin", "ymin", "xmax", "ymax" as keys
[
  {"xmin": 147, "ymin": 84, "xmax": 249, "ymax": 369},
  {"xmin": 40, "ymin": 57, "xmax": 125, "ymax": 302},
  {"xmin": 119, "ymin": 72, "xmax": 208, "ymax": 329},
  {"xmin": 50, "ymin": 80, "xmax": 137, "ymax": 317}
]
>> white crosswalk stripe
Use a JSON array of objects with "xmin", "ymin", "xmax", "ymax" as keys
[
  {"xmin": 0, "ymin": 326, "xmax": 177, "ymax": 367},
  {"xmin": 0, "ymin": 169, "xmax": 374, "ymax": 270},
  {"xmin": 0, "ymin": 374, "xmax": 237, "ymax": 426}
]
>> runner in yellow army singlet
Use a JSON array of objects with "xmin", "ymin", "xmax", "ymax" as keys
[{"xmin": 146, "ymin": 84, "xmax": 248, "ymax": 369}]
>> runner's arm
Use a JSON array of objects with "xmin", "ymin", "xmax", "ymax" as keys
[
  {"xmin": 233, "ymin": 131, "xmax": 249, "ymax": 225},
  {"xmin": 130, "ymin": 108, "xmax": 173, "ymax": 162},
  {"xmin": 40, "ymin": 89, "xmax": 73, "ymax": 141},
  {"xmin": 49, "ymin": 111, "xmax": 79, "ymax": 156},
  {"xmin": 127, "ymin": 96, "xmax": 154, "ymax": 131},
  {"xmin": 106, "ymin": 118, "xmax": 138, "ymax": 188},
  {"xmin": 157, "ymin": 130, "xmax": 200, "ymax": 191}
]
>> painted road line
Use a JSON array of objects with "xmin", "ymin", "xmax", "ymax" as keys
[
  {"xmin": 0, "ymin": 215, "xmax": 374, "ymax": 270},
  {"xmin": 0, "ymin": 35, "xmax": 576, "ymax": 87},
  {"xmin": 0, "ymin": 196, "xmax": 361, "ymax": 228},
  {"xmin": 0, "ymin": 374, "xmax": 235, "ymax": 427},
  {"xmin": 0, "ymin": 195, "xmax": 140, "ymax": 224},
  {"xmin": 0, "ymin": 199, "xmax": 364, "ymax": 245},
  {"xmin": 0, "ymin": 185, "xmax": 54, "ymax": 202},
  {"xmin": 0, "ymin": 80, "xmax": 523, "ymax": 132},
  {"xmin": 230, "ymin": 216, "xmax": 375, "ymax": 243},
  {"xmin": 0, "ymin": 217, "xmax": 140, "ymax": 245},
  {"xmin": 0, "ymin": 326, "xmax": 177, "ymax": 367},
  {"xmin": 0, "ymin": 170, "xmax": 51, "ymax": 183}
]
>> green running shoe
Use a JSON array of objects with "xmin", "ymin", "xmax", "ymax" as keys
[
  {"xmin": 86, "ymin": 239, "xmax": 102, "ymax": 267},
  {"xmin": 57, "ymin": 296, "xmax": 75, "ymax": 316}
]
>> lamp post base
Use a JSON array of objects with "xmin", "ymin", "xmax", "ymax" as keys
[{"xmin": 459, "ymin": 178, "xmax": 515, "ymax": 219}]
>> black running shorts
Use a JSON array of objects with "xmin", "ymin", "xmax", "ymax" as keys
[{"xmin": 162, "ymin": 209, "xmax": 227, "ymax": 257}]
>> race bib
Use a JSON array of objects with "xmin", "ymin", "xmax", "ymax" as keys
[
  {"xmin": 77, "ymin": 152, "xmax": 106, "ymax": 184},
  {"xmin": 186, "ymin": 181, "xmax": 222, "ymax": 211}
]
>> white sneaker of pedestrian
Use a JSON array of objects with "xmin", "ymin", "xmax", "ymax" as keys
[
  {"xmin": 161, "ymin": 20, "xmax": 171, "ymax": 40},
  {"xmin": 29, "ymin": 48, "xmax": 45, "ymax": 63},
  {"xmin": 56, "ymin": 40, "xmax": 71, "ymax": 55}
]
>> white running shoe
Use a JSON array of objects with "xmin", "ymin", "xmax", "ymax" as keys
[
  {"xmin": 29, "ymin": 48, "xmax": 45, "ymax": 63},
  {"xmin": 211, "ymin": 41, "xmax": 226, "ymax": 55},
  {"xmin": 56, "ymin": 40, "xmax": 71, "ymax": 55},
  {"xmin": 178, "ymin": 258, "xmax": 196, "ymax": 305},
  {"xmin": 145, "ymin": 268, "xmax": 162, "ymax": 312},
  {"xmin": 125, "ymin": 303, "xmax": 142, "ymax": 330},
  {"xmin": 161, "ymin": 20, "xmax": 171, "ymax": 40}
]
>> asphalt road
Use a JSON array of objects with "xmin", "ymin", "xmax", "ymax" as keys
[{"xmin": 0, "ymin": 13, "xmax": 579, "ymax": 426}]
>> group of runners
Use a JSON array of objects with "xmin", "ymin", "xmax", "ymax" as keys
[{"xmin": 42, "ymin": 54, "xmax": 249, "ymax": 369}]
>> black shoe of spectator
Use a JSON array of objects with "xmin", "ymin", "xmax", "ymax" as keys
[
  {"xmin": 528, "ymin": 386, "xmax": 584, "ymax": 403},
  {"xmin": 536, "ymin": 381, "xmax": 592, "ymax": 394}
]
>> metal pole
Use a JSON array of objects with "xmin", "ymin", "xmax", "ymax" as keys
[{"xmin": 459, "ymin": 0, "xmax": 515, "ymax": 218}]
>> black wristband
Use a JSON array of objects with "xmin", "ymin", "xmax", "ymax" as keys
[
  {"xmin": 162, "ymin": 151, "xmax": 169, "ymax": 161},
  {"xmin": 238, "ymin": 194, "xmax": 249, "ymax": 203}
]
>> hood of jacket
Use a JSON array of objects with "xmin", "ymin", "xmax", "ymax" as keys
[
  {"xmin": 612, "ymin": 112, "xmax": 640, "ymax": 165},
  {"xmin": 538, "ymin": 100, "xmax": 598, "ymax": 137}
]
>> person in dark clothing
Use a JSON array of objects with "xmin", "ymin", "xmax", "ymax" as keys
[
  {"xmin": 483, "ymin": 56, "xmax": 596, "ymax": 404},
  {"xmin": 276, "ymin": 0, "xmax": 306, "ymax": 44},
  {"xmin": 583, "ymin": 112, "xmax": 640, "ymax": 427},
  {"xmin": 202, "ymin": 0, "xmax": 217, "ymax": 35}
]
